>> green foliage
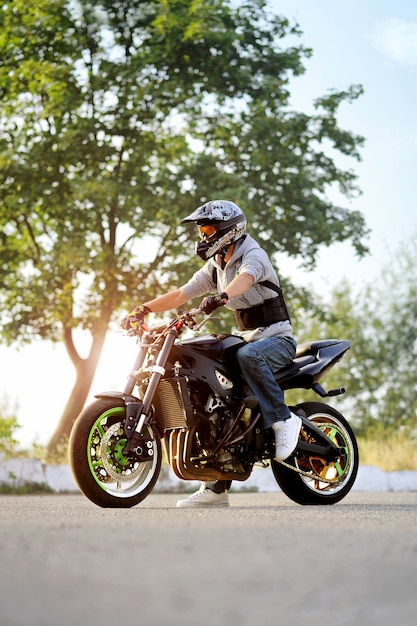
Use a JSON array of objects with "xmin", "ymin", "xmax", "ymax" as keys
[
  {"xmin": 0, "ymin": 0, "xmax": 367, "ymax": 346},
  {"xmin": 360, "ymin": 238, "xmax": 417, "ymax": 433},
  {"xmin": 286, "ymin": 237, "xmax": 417, "ymax": 435},
  {"xmin": 0, "ymin": 395, "xmax": 20, "ymax": 458}
]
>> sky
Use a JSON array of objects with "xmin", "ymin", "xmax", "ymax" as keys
[
  {"xmin": 271, "ymin": 0, "xmax": 417, "ymax": 290},
  {"xmin": 1, "ymin": 0, "xmax": 417, "ymax": 448}
]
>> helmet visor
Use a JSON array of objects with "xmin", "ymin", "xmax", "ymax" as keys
[{"xmin": 198, "ymin": 224, "xmax": 217, "ymax": 240}]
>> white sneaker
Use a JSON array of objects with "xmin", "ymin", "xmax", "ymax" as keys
[
  {"xmin": 272, "ymin": 412, "xmax": 302, "ymax": 461},
  {"xmin": 176, "ymin": 485, "xmax": 229, "ymax": 508}
]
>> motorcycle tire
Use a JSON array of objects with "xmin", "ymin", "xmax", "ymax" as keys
[
  {"xmin": 271, "ymin": 402, "xmax": 359, "ymax": 505},
  {"xmin": 69, "ymin": 398, "xmax": 162, "ymax": 508}
]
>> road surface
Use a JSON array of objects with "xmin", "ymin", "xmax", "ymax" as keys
[{"xmin": 1, "ymin": 492, "xmax": 417, "ymax": 626}]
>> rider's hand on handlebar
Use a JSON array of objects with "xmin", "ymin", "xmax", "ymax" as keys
[
  {"xmin": 120, "ymin": 304, "xmax": 151, "ymax": 330},
  {"xmin": 199, "ymin": 292, "xmax": 229, "ymax": 315}
]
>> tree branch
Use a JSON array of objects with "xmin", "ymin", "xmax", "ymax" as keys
[{"xmin": 63, "ymin": 326, "xmax": 82, "ymax": 368}]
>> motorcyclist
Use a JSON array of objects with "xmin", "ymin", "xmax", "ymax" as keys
[{"xmin": 121, "ymin": 200, "xmax": 302, "ymax": 507}]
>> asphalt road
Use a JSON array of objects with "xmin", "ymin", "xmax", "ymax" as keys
[{"xmin": 1, "ymin": 492, "xmax": 417, "ymax": 626}]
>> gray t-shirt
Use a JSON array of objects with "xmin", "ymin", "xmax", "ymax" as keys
[{"xmin": 182, "ymin": 234, "xmax": 293, "ymax": 340}]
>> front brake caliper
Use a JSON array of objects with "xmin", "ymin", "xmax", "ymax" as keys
[{"xmin": 124, "ymin": 432, "xmax": 154, "ymax": 461}]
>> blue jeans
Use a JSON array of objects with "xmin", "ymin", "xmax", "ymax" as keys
[
  {"xmin": 205, "ymin": 334, "xmax": 296, "ymax": 494},
  {"xmin": 236, "ymin": 334, "xmax": 297, "ymax": 428}
]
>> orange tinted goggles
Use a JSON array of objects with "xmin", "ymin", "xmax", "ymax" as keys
[{"xmin": 198, "ymin": 224, "xmax": 217, "ymax": 239}]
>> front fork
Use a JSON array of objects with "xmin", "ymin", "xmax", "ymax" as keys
[
  {"xmin": 96, "ymin": 329, "xmax": 177, "ymax": 456},
  {"xmin": 122, "ymin": 329, "xmax": 178, "ymax": 455}
]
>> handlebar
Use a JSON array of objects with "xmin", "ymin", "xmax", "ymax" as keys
[{"xmin": 125, "ymin": 306, "xmax": 205, "ymax": 338}]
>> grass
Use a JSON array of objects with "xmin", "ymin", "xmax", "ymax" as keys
[
  {"xmin": 0, "ymin": 481, "xmax": 53, "ymax": 495},
  {"xmin": 357, "ymin": 431, "xmax": 417, "ymax": 472}
]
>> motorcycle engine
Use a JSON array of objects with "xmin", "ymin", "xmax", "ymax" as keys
[{"xmin": 191, "ymin": 385, "xmax": 245, "ymax": 472}]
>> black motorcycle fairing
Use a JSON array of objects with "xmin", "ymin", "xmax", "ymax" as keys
[
  {"xmin": 177, "ymin": 333, "xmax": 245, "ymax": 361},
  {"xmin": 166, "ymin": 334, "xmax": 246, "ymax": 404}
]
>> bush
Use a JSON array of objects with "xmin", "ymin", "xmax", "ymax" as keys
[{"xmin": 0, "ymin": 395, "xmax": 20, "ymax": 458}]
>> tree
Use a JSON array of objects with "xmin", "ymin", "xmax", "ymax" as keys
[
  {"xmin": 0, "ymin": 0, "xmax": 368, "ymax": 452},
  {"xmin": 0, "ymin": 395, "xmax": 20, "ymax": 458},
  {"xmin": 362, "ymin": 237, "xmax": 417, "ymax": 433},
  {"xmin": 286, "ymin": 280, "xmax": 381, "ymax": 431},
  {"xmin": 288, "ymin": 238, "xmax": 417, "ymax": 435}
]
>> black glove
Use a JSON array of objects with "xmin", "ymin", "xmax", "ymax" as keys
[
  {"xmin": 200, "ymin": 292, "xmax": 229, "ymax": 315},
  {"xmin": 120, "ymin": 304, "xmax": 151, "ymax": 330}
]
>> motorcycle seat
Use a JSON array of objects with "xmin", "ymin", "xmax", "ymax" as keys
[
  {"xmin": 274, "ymin": 354, "xmax": 316, "ymax": 382},
  {"xmin": 295, "ymin": 339, "xmax": 342, "ymax": 358},
  {"xmin": 274, "ymin": 340, "xmax": 344, "ymax": 383}
]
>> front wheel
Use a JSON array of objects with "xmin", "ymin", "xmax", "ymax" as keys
[
  {"xmin": 271, "ymin": 402, "xmax": 359, "ymax": 505},
  {"xmin": 69, "ymin": 398, "xmax": 162, "ymax": 508}
]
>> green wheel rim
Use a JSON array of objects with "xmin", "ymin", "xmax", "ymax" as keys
[{"xmin": 86, "ymin": 406, "xmax": 158, "ymax": 497}]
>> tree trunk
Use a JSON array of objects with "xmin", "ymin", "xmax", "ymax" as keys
[{"xmin": 46, "ymin": 328, "xmax": 107, "ymax": 458}]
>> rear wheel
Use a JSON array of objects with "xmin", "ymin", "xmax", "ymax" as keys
[
  {"xmin": 69, "ymin": 398, "xmax": 161, "ymax": 508},
  {"xmin": 271, "ymin": 402, "xmax": 359, "ymax": 505}
]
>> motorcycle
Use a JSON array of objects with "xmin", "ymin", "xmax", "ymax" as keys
[{"xmin": 69, "ymin": 307, "xmax": 359, "ymax": 508}]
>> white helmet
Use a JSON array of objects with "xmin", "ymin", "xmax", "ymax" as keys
[{"xmin": 181, "ymin": 200, "xmax": 247, "ymax": 260}]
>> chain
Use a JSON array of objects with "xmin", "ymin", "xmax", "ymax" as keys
[{"xmin": 276, "ymin": 458, "xmax": 340, "ymax": 484}]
